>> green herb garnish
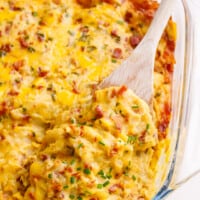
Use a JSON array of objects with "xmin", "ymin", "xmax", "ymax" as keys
[{"xmin": 83, "ymin": 168, "xmax": 91, "ymax": 175}]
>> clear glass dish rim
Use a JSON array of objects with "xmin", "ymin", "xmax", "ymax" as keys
[{"xmin": 153, "ymin": 0, "xmax": 196, "ymax": 199}]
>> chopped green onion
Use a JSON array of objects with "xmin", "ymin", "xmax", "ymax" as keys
[
  {"xmin": 103, "ymin": 180, "xmax": 110, "ymax": 187},
  {"xmin": 77, "ymin": 143, "xmax": 83, "ymax": 149},
  {"xmin": 132, "ymin": 105, "xmax": 139, "ymax": 109},
  {"xmin": 127, "ymin": 135, "xmax": 137, "ymax": 144},
  {"xmin": 132, "ymin": 175, "xmax": 137, "ymax": 181},
  {"xmin": 97, "ymin": 184, "xmax": 103, "ymax": 189},
  {"xmin": 83, "ymin": 168, "xmax": 91, "ymax": 175},
  {"xmin": 32, "ymin": 11, "xmax": 38, "ymax": 17},
  {"xmin": 63, "ymin": 185, "xmax": 69, "ymax": 189},
  {"xmin": 69, "ymin": 194, "xmax": 75, "ymax": 199},
  {"xmin": 70, "ymin": 176, "xmax": 75, "ymax": 184},
  {"xmin": 146, "ymin": 124, "xmax": 150, "ymax": 131},
  {"xmin": 98, "ymin": 141, "xmax": 105, "ymax": 146},
  {"xmin": 48, "ymin": 173, "xmax": 52, "ymax": 179}
]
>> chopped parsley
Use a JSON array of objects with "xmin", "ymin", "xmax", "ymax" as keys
[{"xmin": 77, "ymin": 197, "xmax": 83, "ymax": 200}]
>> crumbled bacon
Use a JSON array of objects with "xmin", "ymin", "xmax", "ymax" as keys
[
  {"xmin": 112, "ymin": 48, "xmax": 122, "ymax": 59},
  {"xmin": 18, "ymin": 37, "xmax": 29, "ymax": 48},
  {"xmin": 0, "ymin": 134, "xmax": 5, "ymax": 141},
  {"xmin": 8, "ymin": 90, "xmax": 19, "ymax": 96},
  {"xmin": 52, "ymin": 182, "xmax": 62, "ymax": 193},
  {"xmin": 12, "ymin": 60, "xmax": 24, "ymax": 71},
  {"xmin": 9, "ymin": 2, "xmax": 22, "ymax": 11},
  {"xmin": 117, "ymin": 85, "xmax": 127, "ymax": 96},
  {"xmin": 112, "ymin": 115, "xmax": 123, "ymax": 130},
  {"xmin": 109, "ymin": 183, "xmax": 123, "ymax": 193},
  {"xmin": 167, "ymin": 40, "xmax": 175, "ymax": 51},
  {"xmin": 38, "ymin": 68, "xmax": 48, "ymax": 77},
  {"xmin": 72, "ymin": 81, "xmax": 80, "ymax": 94},
  {"xmin": 0, "ymin": 43, "xmax": 12, "ymax": 53},
  {"xmin": 129, "ymin": 35, "xmax": 141, "ymax": 48},
  {"xmin": 109, "ymin": 145, "xmax": 119, "ymax": 157},
  {"xmin": 0, "ymin": 102, "xmax": 7, "ymax": 116},
  {"xmin": 95, "ymin": 105, "xmax": 104, "ymax": 118},
  {"xmin": 124, "ymin": 11, "xmax": 132, "ymax": 23}
]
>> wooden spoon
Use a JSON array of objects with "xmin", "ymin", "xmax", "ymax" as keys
[{"xmin": 99, "ymin": 0, "xmax": 175, "ymax": 104}]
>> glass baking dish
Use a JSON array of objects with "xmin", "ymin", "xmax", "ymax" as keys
[{"xmin": 153, "ymin": 0, "xmax": 199, "ymax": 199}]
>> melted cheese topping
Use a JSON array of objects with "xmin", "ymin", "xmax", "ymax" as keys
[{"xmin": 0, "ymin": 0, "xmax": 176, "ymax": 199}]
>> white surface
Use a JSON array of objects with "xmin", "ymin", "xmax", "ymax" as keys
[{"xmin": 165, "ymin": 0, "xmax": 200, "ymax": 199}]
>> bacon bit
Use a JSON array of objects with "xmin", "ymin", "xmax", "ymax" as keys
[
  {"xmin": 5, "ymin": 24, "xmax": 12, "ymax": 34},
  {"xmin": 144, "ymin": 10, "xmax": 155, "ymax": 20},
  {"xmin": 111, "ymin": 30, "xmax": 118, "ymax": 37},
  {"xmin": 129, "ymin": 35, "xmax": 141, "ymax": 48},
  {"xmin": 108, "ymin": 183, "xmax": 123, "ymax": 193},
  {"xmin": 138, "ymin": 196, "xmax": 145, "ymax": 200},
  {"xmin": 0, "ymin": 43, "xmax": 12, "ymax": 53},
  {"xmin": 40, "ymin": 154, "xmax": 48, "ymax": 161},
  {"xmin": 87, "ymin": 180, "xmax": 96, "ymax": 188},
  {"xmin": 0, "ymin": 134, "xmax": 5, "ymax": 141},
  {"xmin": 89, "ymin": 198, "xmax": 99, "ymax": 200},
  {"xmin": 36, "ymin": 85, "xmax": 44, "ymax": 90},
  {"xmin": 84, "ymin": 163, "xmax": 92, "ymax": 170},
  {"xmin": 52, "ymin": 0, "xmax": 62, "ymax": 5},
  {"xmin": 167, "ymin": 40, "xmax": 175, "ymax": 51},
  {"xmin": 38, "ymin": 68, "xmax": 48, "ymax": 77},
  {"xmin": 22, "ymin": 115, "xmax": 30, "ymax": 122},
  {"xmin": 18, "ymin": 37, "xmax": 29, "ymax": 48},
  {"xmin": 164, "ymin": 63, "xmax": 174, "ymax": 73},
  {"xmin": 52, "ymin": 182, "xmax": 62, "ymax": 193},
  {"xmin": 72, "ymin": 81, "xmax": 80, "ymax": 94},
  {"xmin": 112, "ymin": 48, "xmax": 122, "ymax": 59},
  {"xmin": 112, "ymin": 115, "xmax": 123, "ymax": 130},
  {"xmin": 0, "ymin": 102, "xmax": 7, "ymax": 116},
  {"xmin": 124, "ymin": 11, "xmax": 132, "ymax": 23},
  {"xmin": 0, "ymin": 31, "xmax": 2, "ymax": 37},
  {"xmin": 72, "ymin": 172, "xmax": 81, "ymax": 180},
  {"xmin": 8, "ymin": 90, "xmax": 19, "ymax": 96},
  {"xmin": 132, "ymin": 0, "xmax": 158, "ymax": 11},
  {"xmin": 28, "ymin": 192, "xmax": 35, "ymax": 200},
  {"xmin": 139, "ymin": 131, "xmax": 146, "ymax": 143},
  {"xmin": 76, "ymin": 18, "xmax": 83, "ymax": 23},
  {"xmin": 66, "ymin": 166, "xmax": 73, "ymax": 173},
  {"xmin": 95, "ymin": 105, "xmax": 104, "ymax": 118},
  {"xmin": 9, "ymin": 2, "xmax": 22, "ymax": 11},
  {"xmin": 12, "ymin": 60, "xmax": 24, "ymax": 71},
  {"xmin": 109, "ymin": 145, "xmax": 119, "ymax": 157},
  {"xmin": 117, "ymin": 85, "xmax": 127, "ymax": 96},
  {"xmin": 37, "ymin": 33, "xmax": 45, "ymax": 42},
  {"xmin": 80, "ymin": 26, "xmax": 89, "ymax": 33}
]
